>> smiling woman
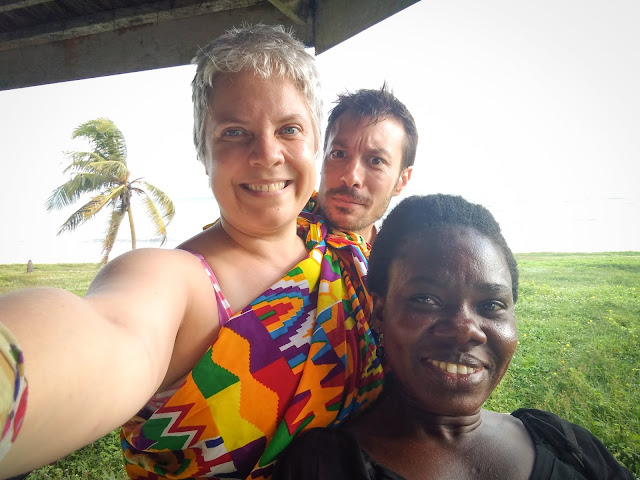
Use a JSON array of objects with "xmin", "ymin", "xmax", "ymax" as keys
[
  {"xmin": 203, "ymin": 72, "xmax": 317, "ymax": 237},
  {"xmin": 273, "ymin": 194, "xmax": 634, "ymax": 480},
  {"xmin": 0, "ymin": 24, "xmax": 383, "ymax": 480}
]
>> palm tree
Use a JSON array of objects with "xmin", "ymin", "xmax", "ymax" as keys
[{"xmin": 46, "ymin": 118, "xmax": 175, "ymax": 264}]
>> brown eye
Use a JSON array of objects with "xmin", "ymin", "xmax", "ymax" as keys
[
  {"xmin": 479, "ymin": 300, "xmax": 506, "ymax": 313},
  {"xmin": 410, "ymin": 295, "xmax": 439, "ymax": 307}
]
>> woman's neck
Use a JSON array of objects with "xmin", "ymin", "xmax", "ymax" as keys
[
  {"xmin": 351, "ymin": 386, "xmax": 484, "ymax": 443},
  {"xmin": 217, "ymin": 215, "xmax": 305, "ymax": 266}
]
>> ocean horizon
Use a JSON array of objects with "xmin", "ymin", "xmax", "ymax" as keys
[{"xmin": 2, "ymin": 194, "xmax": 639, "ymax": 265}]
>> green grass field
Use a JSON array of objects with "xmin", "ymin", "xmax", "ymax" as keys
[{"xmin": 2, "ymin": 252, "xmax": 639, "ymax": 479}]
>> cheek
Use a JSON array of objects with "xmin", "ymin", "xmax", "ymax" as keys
[
  {"xmin": 492, "ymin": 322, "xmax": 519, "ymax": 371},
  {"xmin": 304, "ymin": 166, "xmax": 317, "ymax": 192},
  {"xmin": 318, "ymin": 164, "xmax": 340, "ymax": 188},
  {"xmin": 383, "ymin": 322, "xmax": 420, "ymax": 371},
  {"xmin": 295, "ymin": 142, "xmax": 316, "ymax": 169},
  {"xmin": 366, "ymin": 173, "xmax": 393, "ymax": 198}
]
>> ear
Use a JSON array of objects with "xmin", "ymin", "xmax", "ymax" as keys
[
  {"xmin": 371, "ymin": 293, "xmax": 386, "ymax": 333},
  {"xmin": 392, "ymin": 166, "xmax": 413, "ymax": 196}
]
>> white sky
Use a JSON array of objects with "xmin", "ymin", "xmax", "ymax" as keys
[{"xmin": 0, "ymin": 0, "xmax": 639, "ymax": 264}]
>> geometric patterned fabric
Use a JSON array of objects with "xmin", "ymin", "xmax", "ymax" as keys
[
  {"xmin": 0, "ymin": 321, "xmax": 28, "ymax": 463},
  {"xmin": 120, "ymin": 206, "xmax": 384, "ymax": 479}
]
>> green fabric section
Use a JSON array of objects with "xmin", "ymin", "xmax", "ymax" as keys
[
  {"xmin": 288, "ymin": 266, "xmax": 303, "ymax": 277},
  {"xmin": 141, "ymin": 417, "xmax": 190, "ymax": 451},
  {"xmin": 258, "ymin": 310, "xmax": 276, "ymax": 321},
  {"xmin": 327, "ymin": 254, "xmax": 341, "ymax": 275},
  {"xmin": 341, "ymin": 298, "xmax": 353, "ymax": 315},
  {"xmin": 153, "ymin": 457, "xmax": 191, "ymax": 476},
  {"xmin": 192, "ymin": 350, "xmax": 239, "ymax": 398},
  {"xmin": 259, "ymin": 415, "xmax": 314, "ymax": 466}
]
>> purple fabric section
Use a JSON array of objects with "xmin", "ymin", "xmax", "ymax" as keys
[
  {"xmin": 229, "ymin": 435, "xmax": 267, "ymax": 478},
  {"xmin": 225, "ymin": 311, "xmax": 283, "ymax": 372}
]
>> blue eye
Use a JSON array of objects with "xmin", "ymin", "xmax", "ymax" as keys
[
  {"xmin": 281, "ymin": 126, "xmax": 300, "ymax": 135},
  {"xmin": 224, "ymin": 129, "xmax": 243, "ymax": 137},
  {"xmin": 369, "ymin": 157, "xmax": 383, "ymax": 165},
  {"xmin": 330, "ymin": 150, "xmax": 346, "ymax": 159}
]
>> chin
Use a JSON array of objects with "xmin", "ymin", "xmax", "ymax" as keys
[{"xmin": 327, "ymin": 214, "xmax": 358, "ymax": 232}]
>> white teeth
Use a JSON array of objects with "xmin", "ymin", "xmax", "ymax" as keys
[
  {"xmin": 429, "ymin": 359, "xmax": 476, "ymax": 375},
  {"xmin": 246, "ymin": 182, "xmax": 286, "ymax": 192}
]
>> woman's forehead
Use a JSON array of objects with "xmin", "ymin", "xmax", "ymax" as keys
[{"xmin": 391, "ymin": 227, "xmax": 510, "ymax": 283}]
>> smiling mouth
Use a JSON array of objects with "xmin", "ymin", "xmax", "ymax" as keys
[
  {"xmin": 428, "ymin": 359, "xmax": 478, "ymax": 375},
  {"xmin": 243, "ymin": 181, "xmax": 289, "ymax": 192}
]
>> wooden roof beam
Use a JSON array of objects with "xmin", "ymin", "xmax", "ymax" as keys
[
  {"xmin": 0, "ymin": 0, "xmax": 261, "ymax": 51},
  {"xmin": 0, "ymin": 0, "xmax": 53, "ymax": 13},
  {"xmin": 267, "ymin": 0, "xmax": 311, "ymax": 26}
]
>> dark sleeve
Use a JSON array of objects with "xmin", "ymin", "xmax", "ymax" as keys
[
  {"xmin": 272, "ymin": 428, "xmax": 374, "ymax": 480},
  {"xmin": 512, "ymin": 408, "xmax": 634, "ymax": 480}
]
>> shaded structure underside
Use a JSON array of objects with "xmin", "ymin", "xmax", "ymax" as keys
[{"xmin": 0, "ymin": 0, "xmax": 419, "ymax": 90}]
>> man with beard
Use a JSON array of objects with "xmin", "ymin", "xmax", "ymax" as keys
[{"xmin": 316, "ymin": 85, "xmax": 417, "ymax": 244}]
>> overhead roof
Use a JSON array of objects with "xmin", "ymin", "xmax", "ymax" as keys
[{"xmin": 0, "ymin": 0, "xmax": 419, "ymax": 90}]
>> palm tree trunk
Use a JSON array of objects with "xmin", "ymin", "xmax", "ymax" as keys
[{"xmin": 127, "ymin": 206, "xmax": 137, "ymax": 249}]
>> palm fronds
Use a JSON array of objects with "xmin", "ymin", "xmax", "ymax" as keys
[
  {"xmin": 47, "ymin": 118, "xmax": 176, "ymax": 264},
  {"xmin": 71, "ymin": 118, "xmax": 127, "ymax": 165},
  {"xmin": 143, "ymin": 182, "xmax": 176, "ymax": 223}
]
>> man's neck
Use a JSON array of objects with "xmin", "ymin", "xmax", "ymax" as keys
[
  {"xmin": 366, "ymin": 225, "xmax": 378, "ymax": 244},
  {"xmin": 355, "ymin": 224, "xmax": 377, "ymax": 245}
]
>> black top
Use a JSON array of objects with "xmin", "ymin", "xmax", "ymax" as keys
[{"xmin": 272, "ymin": 408, "xmax": 633, "ymax": 480}]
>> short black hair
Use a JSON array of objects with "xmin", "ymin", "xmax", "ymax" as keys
[
  {"xmin": 368, "ymin": 194, "xmax": 519, "ymax": 302},
  {"xmin": 324, "ymin": 83, "xmax": 418, "ymax": 170}
]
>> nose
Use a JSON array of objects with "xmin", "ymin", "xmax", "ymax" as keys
[
  {"xmin": 340, "ymin": 158, "xmax": 364, "ymax": 188},
  {"xmin": 431, "ymin": 305, "xmax": 487, "ymax": 348},
  {"xmin": 249, "ymin": 135, "xmax": 285, "ymax": 168}
]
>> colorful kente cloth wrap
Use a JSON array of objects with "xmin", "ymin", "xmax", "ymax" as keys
[
  {"xmin": 120, "ymin": 207, "xmax": 383, "ymax": 479},
  {"xmin": 0, "ymin": 321, "xmax": 28, "ymax": 462}
]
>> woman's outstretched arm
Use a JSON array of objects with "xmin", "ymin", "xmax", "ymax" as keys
[{"xmin": 0, "ymin": 248, "xmax": 217, "ymax": 478}]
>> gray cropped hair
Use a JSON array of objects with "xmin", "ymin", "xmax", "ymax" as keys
[{"xmin": 191, "ymin": 24, "xmax": 323, "ymax": 163}]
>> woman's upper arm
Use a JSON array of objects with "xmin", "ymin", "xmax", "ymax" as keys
[
  {"xmin": 0, "ymin": 247, "xmax": 218, "ymax": 476},
  {"xmin": 85, "ymin": 247, "xmax": 219, "ymax": 391}
]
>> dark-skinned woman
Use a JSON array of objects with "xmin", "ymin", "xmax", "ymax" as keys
[{"xmin": 273, "ymin": 194, "xmax": 633, "ymax": 480}]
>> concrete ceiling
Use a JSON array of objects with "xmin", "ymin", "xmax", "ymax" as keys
[{"xmin": 0, "ymin": 0, "xmax": 419, "ymax": 90}]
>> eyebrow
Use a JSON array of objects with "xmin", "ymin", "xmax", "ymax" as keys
[
  {"xmin": 212, "ymin": 113, "xmax": 310, "ymax": 125},
  {"xmin": 329, "ymin": 139, "xmax": 392, "ymax": 157},
  {"xmin": 477, "ymin": 283, "xmax": 512, "ymax": 296},
  {"xmin": 407, "ymin": 276, "xmax": 511, "ymax": 295},
  {"xmin": 406, "ymin": 275, "xmax": 445, "ymax": 287}
]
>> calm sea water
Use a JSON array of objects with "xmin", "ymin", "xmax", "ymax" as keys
[{"xmin": 2, "ymin": 195, "xmax": 639, "ymax": 265}]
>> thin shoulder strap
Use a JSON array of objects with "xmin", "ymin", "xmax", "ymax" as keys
[{"xmin": 181, "ymin": 249, "xmax": 234, "ymax": 326}]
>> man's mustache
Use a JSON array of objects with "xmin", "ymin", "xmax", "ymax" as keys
[{"xmin": 325, "ymin": 186, "xmax": 372, "ymax": 206}]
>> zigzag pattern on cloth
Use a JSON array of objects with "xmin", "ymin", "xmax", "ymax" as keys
[{"xmin": 120, "ymin": 208, "xmax": 383, "ymax": 479}]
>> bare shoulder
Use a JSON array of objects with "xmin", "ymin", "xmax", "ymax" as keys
[
  {"xmin": 91, "ymin": 247, "xmax": 198, "ymax": 279},
  {"xmin": 481, "ymin": 410, "xmax": 536, "ymax": 463},
  {"xmin": 483, "ymin": 410, "xmax": 532, "ymax": 438},
  {"xmin": 86, "ymin": 247, "xmax": 208, "ymax": 314}
]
